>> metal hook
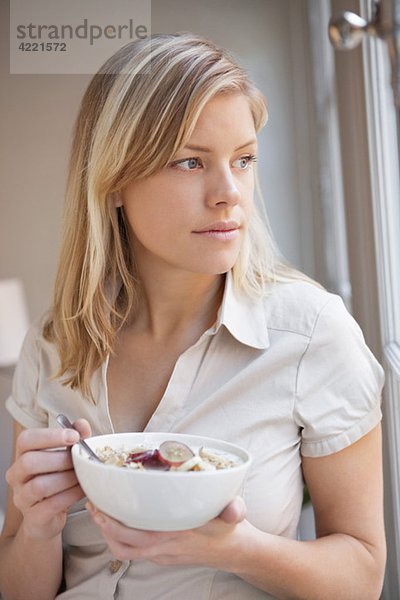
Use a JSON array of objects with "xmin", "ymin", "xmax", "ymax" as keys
[
  {"xmin": 328, "ymin": 1, "xmax": 400, "ymax": 107},
  {"xmin": 328, "ymin": 3, "xmax": 382, "ymax": 50}
]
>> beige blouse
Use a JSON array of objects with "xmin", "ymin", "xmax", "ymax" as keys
[{"xmin": 6, "ymin": 273, "xmax": 384, "ymax": 599}]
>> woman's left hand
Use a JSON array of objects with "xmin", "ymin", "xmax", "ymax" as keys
[{"xmin": 86, "ymin": 497, "xmax": 248, "ymax": 569}]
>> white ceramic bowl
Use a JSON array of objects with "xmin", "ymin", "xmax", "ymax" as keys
[{"xmin": 72, "ymin": 432, "xmax": 251, "ymax": 531}]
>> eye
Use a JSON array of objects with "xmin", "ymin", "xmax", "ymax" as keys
[
  {"xmin": 233, "ymin": 154, "xmax": 258, "ymax": 169},
  {"xmin": 171, "ymin": 157, "xmax": 202, "ymax": 171}
]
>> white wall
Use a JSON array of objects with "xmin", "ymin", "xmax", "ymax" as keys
[
  {"xmin": 0, "ymin": 0, "xmax": 317, "ymax": 514},
  {"xmin": 0, "ymin": 0, "xmax": 91, "ymax": 321},
  {"xmin": 0, "ymin": 0, "xmax": 316, "ymax": 320}
]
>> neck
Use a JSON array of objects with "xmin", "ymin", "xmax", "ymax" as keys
[{"xmin": 130, "ymin": 266, "xmax": 226, "ymax": 340}]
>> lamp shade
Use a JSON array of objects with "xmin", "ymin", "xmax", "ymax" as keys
[{"xmin": 0, "ymin": 279, "xmax": 30, "ymax": 367}]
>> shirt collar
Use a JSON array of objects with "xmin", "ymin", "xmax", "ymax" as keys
[{"xmin": 211, "ymin": 271, "xmax": 270, "ymax": 350}]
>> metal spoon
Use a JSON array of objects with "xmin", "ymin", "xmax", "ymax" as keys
[{"xmin": 56, "ymin": 413, "xmax": 103, "ymax": 463}]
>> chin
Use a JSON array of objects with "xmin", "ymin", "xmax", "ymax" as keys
[
  {"xmin": 189, "ymin": 258, "xmax": 238, "ymax": 276},
  {"xmin": 175, "ymin": 248, "xmax": 241, "ymax": 276}
]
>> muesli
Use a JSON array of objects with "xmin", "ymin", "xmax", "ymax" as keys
[{"xmin": 96, "ymin": 440, "xmax": 240, "ymax": 471}]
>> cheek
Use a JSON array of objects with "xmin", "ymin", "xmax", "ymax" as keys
[
  {"xmin": 123, "ymin": 198, "xmax": 188, "ymax": 253},
  {"xmin": 240, "ymin": 174, "xmax": 254, "ymax": 200},
  {"xmin": 242, "ymin": 186, "xmax": 255, "ymax": 220}
]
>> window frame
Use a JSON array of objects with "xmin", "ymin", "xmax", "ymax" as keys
[
  {"xmin": 321, "ymin": 0, "xmax": 400, "ymax": 595},
  {"xmin": 361, "ymin": 0, "xmax": 400, "ymax": 595}
]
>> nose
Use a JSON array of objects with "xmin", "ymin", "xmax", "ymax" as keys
[{"xmin": 205, "ymin": 168, "xmax": 241, "ymax": 207}]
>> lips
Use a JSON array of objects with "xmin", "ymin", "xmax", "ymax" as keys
[
  {"xmin": 193, "ymin": 220, "xmax": 240, "ymax": 233},
  {"xmin": 192, "ymin": 220, "xmax": 241, "ymax": 242}
]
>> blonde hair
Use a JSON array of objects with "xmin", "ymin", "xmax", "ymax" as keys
[{"xmin": 44, "ymin": 32, "xmax": 311, "ymax": 399}]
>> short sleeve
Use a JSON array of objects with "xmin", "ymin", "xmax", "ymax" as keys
[
  {"xmin": 294, "ymin": 295, "xmax": 384, "ymax": 457},
  {"xmin": 5, "ymin": 320, "xmax": 49, "ymax": 429}
]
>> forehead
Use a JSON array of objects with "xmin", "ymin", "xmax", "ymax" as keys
[{"xmin": 189, "ymin": 94, "xmax": 256, "ymax": 143}]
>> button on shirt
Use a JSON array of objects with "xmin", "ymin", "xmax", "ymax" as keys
[
  {"xmin": 109, "ymin": 559, "xmax": 123, "ymax": 574},
  {"xmin": 6, "ymin": 273, "xmax": 384, "ymax": 600}
]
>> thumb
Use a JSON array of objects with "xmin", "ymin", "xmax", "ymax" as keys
[
  {"xmin": 72, "ymin": 418, "xmax": 92, "ymax": 440},
  {"xmin": 219, "ymin": 496, "xmax": 247, "ymax": 524}
]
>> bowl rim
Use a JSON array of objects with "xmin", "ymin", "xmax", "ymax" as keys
[{"xmin": 71, "ymin": 431, "xmax": 252, "ymax": 476}]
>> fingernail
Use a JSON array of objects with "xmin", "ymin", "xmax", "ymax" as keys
[{"xmin": 64, "ymin": 430, "xmax": 79, "ymax": 444}]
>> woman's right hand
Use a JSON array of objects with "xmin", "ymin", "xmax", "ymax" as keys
[{"xmin": 5, "ymin": 419, "xmax": 91, "ymax": 541}]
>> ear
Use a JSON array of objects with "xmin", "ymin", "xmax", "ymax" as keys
[{"xmin": 111, "ymin": 192, "xmax": 123, "ymax": 208}]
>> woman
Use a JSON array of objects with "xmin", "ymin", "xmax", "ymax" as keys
[{"xmin": 0, "ymin": 33, "xmax": 386, "ymax": 599}]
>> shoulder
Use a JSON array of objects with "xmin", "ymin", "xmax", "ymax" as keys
[
  {"xmin": 19, "ymin": 311, "xmax": 59, "ymax": 368},
  {"xmin": 262, "ymin": 280, "xmax": 346, "ymax": 338},
  {"xmin": 23, "ymin": 311, "xmax": 51, "ymax": 347}
]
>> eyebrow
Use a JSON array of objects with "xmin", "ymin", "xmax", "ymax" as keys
[{"xmin": 182, "ymin": 138, "xmax": 257, "ymax": 153}]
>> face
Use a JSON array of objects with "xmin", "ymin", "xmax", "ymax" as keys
[{"xmin": 119, "ymin": 93, "xmax": 258, "ymax": 278}]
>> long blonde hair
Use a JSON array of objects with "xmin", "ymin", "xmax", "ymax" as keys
[{"xmin": 44, "ymin": 32, "xmax": 309, "ymax": 400}]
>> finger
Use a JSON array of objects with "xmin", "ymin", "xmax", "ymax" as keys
[
  {"xmin": 16, "ymin": 428, "xmax": 79, "ymax": 457},
  {"xmin": 8, "ymin": 449, "xmax": 74, "ymax": 486},
  {"xmin": 42, "ymin": 483, "xmax": 85, "ymax": 514},
  {"xmin": 14, "ymin": 470, "xmax": 79, "ymax": 511},
  {"xmin": 97, "ymin": 527, "xmax": 160, "ymax": 562},
  {"xmin": 102, "ymin": 537, "xmax": 142, "ymax": 561},
  {"xmin": 218, "ymin": 496, "xmax": 247, "ymax": 524},
  {"xmin": 24, "ymin": 484, "xmax": 86, "ymax": 534},
  {"xmin": 88, "ymin": 508, "xmax": 161, "ymax": 548},
  {"xmin": 72, "ymin": 418, "xmax": 92, "ymax": 439},
  {"xmin": 86, "ymin": 509, "xmax": 141, "ymax": 560},
  {"xmin": 87, "ymin": 509, "xmax": 185, "ymax": 563}
]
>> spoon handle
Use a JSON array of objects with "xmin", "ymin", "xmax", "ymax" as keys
[{"xmin": 56, "ymin": 413, "xmax": 102, "ymax": 463}]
